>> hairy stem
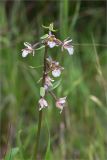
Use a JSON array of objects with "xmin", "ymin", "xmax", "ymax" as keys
[{"xmin": 34, "ymin": 46, "xmax": 48, "ymax": 159}]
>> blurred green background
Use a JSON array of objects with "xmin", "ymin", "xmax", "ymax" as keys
[{"xmin": 0, "ymin": 0, "xmax": 107, "ymax": 160}]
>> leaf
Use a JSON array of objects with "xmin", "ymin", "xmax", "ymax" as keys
[
  {"xmin": 89, "ymin": 95, "xmax": 107, "ymax": 115},
  {"xmin": 17, "ymin": 130, "xmax": 25, "ymax": 160},
  {"xmin": 40, "ymin": 34, "xmax": 49, "ymax": 40},
  {"xmin": 4, "ymin": 147, "xmax": 19, "ymax": 160},
  {"xmin": 49, "ymin": 79, "xmax": 61, "ymax": 91},
  {"xmin": 36, "ymin": 45, "xmax": 45, "ymax": 50},
  {"xmin": 40, "ymin": 87, "xmax": 45, "ymax": 97},
  {"xmin": 29, "ymin": 65, "xmax": 43, "ymax": 69},
  {"xmin": 89, "ymin": 95, "xmax": 103, "ymax": 107}
]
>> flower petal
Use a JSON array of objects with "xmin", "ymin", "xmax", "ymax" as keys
[
  {"xmin": 43, "ymin": 99, "xmax": 48, "ymax": 107},
  {"xmin": 66, "ymin": 47, "xmax": 74, "ymax": 55},
  {"xmin": 48, "ymin": 41, "xmax": 56, "ymax": 48},
  {"xmin": 22, "ymin": 50, "xmax": 29, "ymax": 57},
  {"xmin": 24, "ymin": 42, "xmax": 31, "ymax": 47},
  {"xmin": 64, "ymin": 39, "xmax": 72, "ymax": 44},
  {"xmin": 52, "ymin": 69, "xmax": 61, "ymax": 77}
]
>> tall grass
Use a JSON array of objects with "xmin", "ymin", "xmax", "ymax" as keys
[{"xmin": 1, "ymin": 1, "xmax": 107, "ymax": 160}]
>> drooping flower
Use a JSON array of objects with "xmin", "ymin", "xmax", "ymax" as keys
[
  {"xmin": 62, "ymin": 38, "xmax": 74, "ymax": 55},
  {"xmin": 44, "ymin": 76, "xmax": 54, "ymax": 90},
  {"xmin": 39, "ymin": 97, "xmax": 48, "ymax": 110},
  {"xmin": 22, "ymin": 42, "xmax": 34, "ymax": 57},
  {"xmin": 56, "ymin": 97, "xmax": 66, "ymax": 113}
]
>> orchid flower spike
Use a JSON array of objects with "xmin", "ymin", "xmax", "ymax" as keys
[{"xmin": 22, "ymin": 42, "xmax": 34, "ymax": 57}]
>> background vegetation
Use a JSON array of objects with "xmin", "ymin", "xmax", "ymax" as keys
[{"xmin": 1, "ymin": 0, "xmax": 107, "ymax": 159}]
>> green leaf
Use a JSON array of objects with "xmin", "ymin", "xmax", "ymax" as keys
[
  {"xmin": 29, "ymin": 65, "xmax": 43, "ymax": 69},
  {"xmin": 49, "ymin": 79, "xmax": 61, "ymax": 91},
  {"xmin": 40, "ymin": 34, "xmax": 49, "ymax": 40},
  {"xmin": 40, "ymin": 87, "xmax": 45, "ymax": 97},
  {"xmin": 36, "ymin": 45, "xmax": 45, "ymax": 50},
  {"xmin": 4, "ymin": 147, "xmax": 19, "ymax": 160},
  {"xmin": 17, "ymin": 130, "xmax": 25, "ymax": 160}
]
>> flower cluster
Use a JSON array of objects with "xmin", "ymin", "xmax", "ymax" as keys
[
  {"xmin": 21, "ymin": 23, "xmax": 74, "ymax": 113},
  {"xmin": 38, "ymin": 55, "xmax": 66, "ymax": 113}
]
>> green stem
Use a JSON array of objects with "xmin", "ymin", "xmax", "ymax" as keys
[
  {"xmin": 34, "ymin": 110, "xmax": 42, "ymax": 159},
  {"xmin": 34, "ymin": 46, "xmax": 48, "ymax": 160}
]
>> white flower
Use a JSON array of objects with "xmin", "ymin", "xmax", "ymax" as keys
[
  {"xmin": 22, "ymin": 50, "xmax": 29, "ymax": 57},
  {"xmin": 22, "ymin": 42, "xmax": 34, "ymax": 57},
  {"xmin": 56, "ymin": 97, "xmax": 66, "ymax": 113},
  {"xmin": 39, "ymin": 98, "xmax": 48, "ymax": 110},
  {"xmin": 62, "ymin": 39, "xmax": 74, "ymax": 55},
  {"xmin": 44, "ymin": 76, "xmax": 54, "ymax": 90},
  {"xmin": 46, "ymin": 56, "xmax": 64, "ymax": 77},
  {"xmin": 47, "ymin": 32, "xmax": 62, "ymax": 48},
  {"xmin": 52, "ymin": 69, "xmax": 61, "ymax": 77},
  {"xmin": 47, "ymin": 41, "xmax": 56, "ymax": 48}
]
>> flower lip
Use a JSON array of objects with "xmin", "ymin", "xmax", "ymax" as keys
[
  {"xmin": 52, "ymin": 69, "xmax": 61, "ymax": 77},
  {"xmin": 22, "ymin": 49, "xmax": 29, "ymax": 57},
  {"xmin": 47, "ymin": 41, "xmax": 56, "ymax": 48},
  {"xmin": 66, "ymin": 47, "xmax": 74, "ymax": 55}
]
